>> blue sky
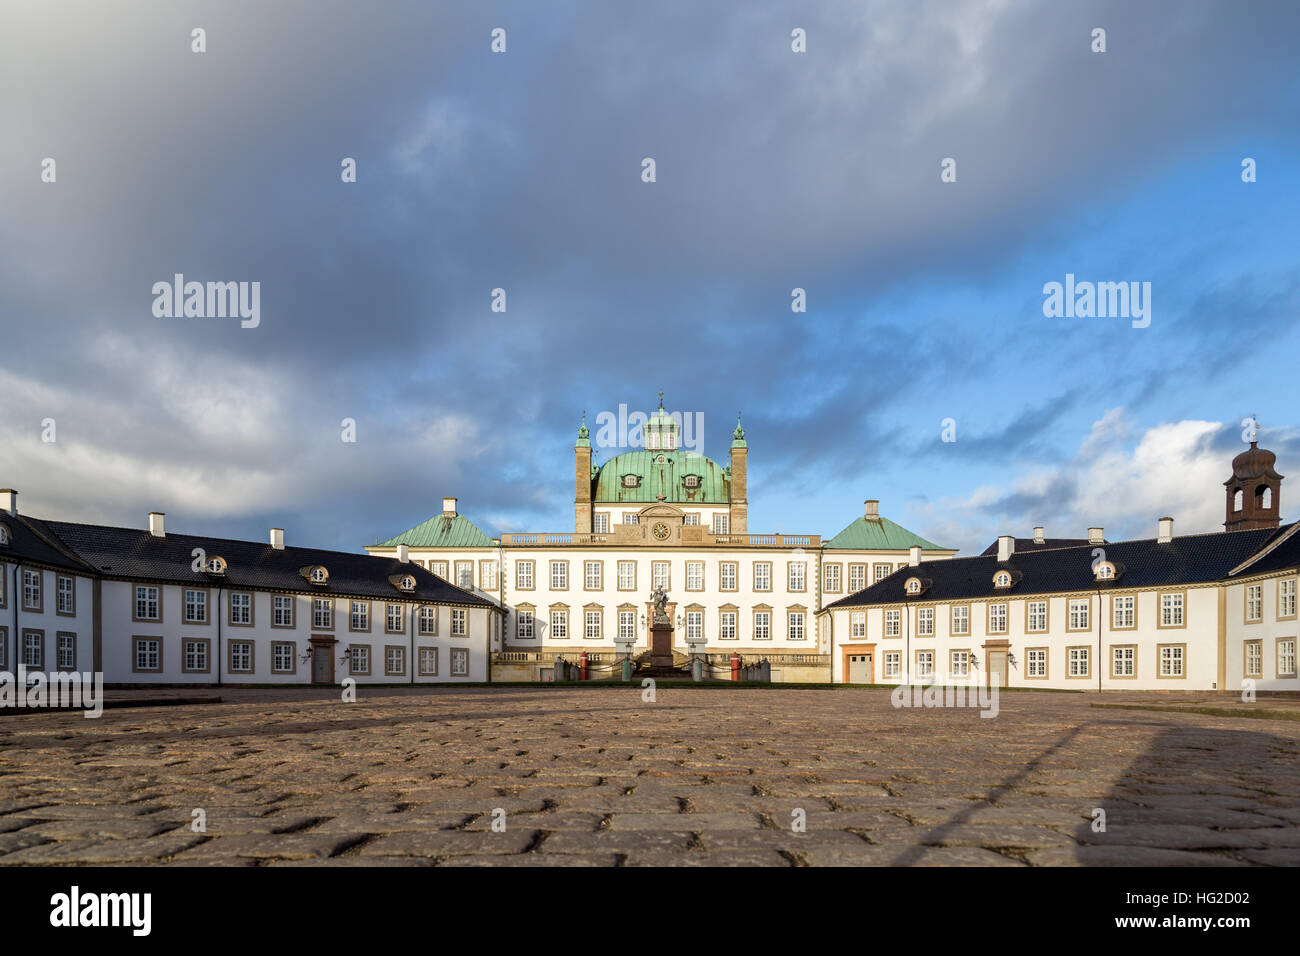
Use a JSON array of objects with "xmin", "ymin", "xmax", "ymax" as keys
[{"xmin": 2, "ymin": 0, "xmax": 1298, "ymax": 556}]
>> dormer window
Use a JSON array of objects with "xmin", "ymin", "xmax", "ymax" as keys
[
  {"xmin": 683, "ymin": 474, "xmax": 701, "ymax": 490},
  {"xmin": 205, "ymin": 555, "xmax": 227, "ymax": 575},
  {"xmin": 301, "ymin": 565, "xmax": 330, "ymax": 586},
  {"xmin": 0, "ymin": 523, "xmax": 9, "ymax": 546},
  {"xmin": 400, "ymin": 575, "xmax": 415, "ymax": 592},
  {"xmin": 622, "ymin": 474, "xmax": 641, "ymax": 489},
  {"xmin": 993, "ymin": 571, "xmax": 1012, "ymax": 589},
  {"xmin": 906, "ymin": 578, "xmax": 921, "ymax": 594},
  {"xmin": 1094, "ymin": 561, "xmax": 1116, "ymax": 581}
]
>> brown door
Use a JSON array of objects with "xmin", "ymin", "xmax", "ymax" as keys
[
  {"xmin": 312, "ymin": 645, "xmax": 333, "ymax": 683},
  {"xmin": 988, "ymin": 650, "xmax": 1008, "ymax": 687}
]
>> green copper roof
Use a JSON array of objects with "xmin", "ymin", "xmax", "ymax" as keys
[
  {"xmin": 379, "ymin": 513, "xmax": 495, "ymax": 548},
  {"xmin": 824, "ymin": 515, "xmax": 949, "ymax": 551},
  {"xmin": 731, "ymin": 413, "xmax": 746, "ymax": 448},
  {"xmin": 592, "ymin": 450, "xmax": 730, "ymax": 504}
]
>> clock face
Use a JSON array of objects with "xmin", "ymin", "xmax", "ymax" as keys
[{"xmin": 652, "ymin": 522, "xmax": 671, "ymax": 541}]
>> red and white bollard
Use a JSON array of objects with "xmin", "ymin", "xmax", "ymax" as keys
[
  {"xmin": 579, "ymin": 649, "xmax": 589, "ymax": 682},
  {"xmin": 730, "ymin": 651, "xmax": 741, "ymax": 682}
]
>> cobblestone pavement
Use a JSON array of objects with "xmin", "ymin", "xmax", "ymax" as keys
[{"xmin": 1, "ymin": 686, "xmax": 1298, "ymax": 866}]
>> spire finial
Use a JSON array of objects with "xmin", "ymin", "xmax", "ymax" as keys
[
  {"xmin": 576, "ymin": 410, "xmax": 590, "ymax": 443},
  {"xmin": 658, "ymin": 389, "xmax": 664, "ymax": 410}
]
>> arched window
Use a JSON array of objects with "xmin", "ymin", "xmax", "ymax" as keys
[
  {"xmin": 1234, "ymin": 489, "xmax": 1244, "ymax": 512},
  {"xmin": 1257, "ymin": 485, "xmax": 1273, "ymax": 509}
]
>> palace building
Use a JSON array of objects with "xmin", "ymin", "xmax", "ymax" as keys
[
  {"xmin": 821, "ymin": 441, "xmax": 1299, "ymax": 691},
  {"xmin": 366, "ymin": 400, "xmax": 957, "ymax": 682},
  {"xmin": 0, "ymin": 491, "xmax": 496, "ymax": 687}
]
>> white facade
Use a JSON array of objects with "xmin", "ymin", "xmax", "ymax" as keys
[{"xmin": 0, "ymin": 562, "xmax": 96, "ymax": 676}]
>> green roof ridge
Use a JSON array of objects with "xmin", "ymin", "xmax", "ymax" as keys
[
  {"xmin": 379, "ymin": 512, "xmax": 495, "ymax": 548},
  {"xmin": 824, "ymin": 514, "xmax": 948, "ymax": 551}
]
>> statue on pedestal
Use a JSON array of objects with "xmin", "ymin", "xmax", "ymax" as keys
[{"xmin": 650, "ymin": 586, "xmax": 670, "ymax": 626}]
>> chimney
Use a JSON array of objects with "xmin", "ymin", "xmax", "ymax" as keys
[
  {"xmin": 442, "ymin": 497, "xmax": 458, "ymax": 518},
  {"xmin": 0, "ymin": 489, "xmax": 16, "ymax": 516},
  {"xmin": 148, "ymin": 512, "xmax": 165, "ymax": 537},
  {"xmin": 1157, "ymin": 516, "xmax": 1174, "ymax": 544},
  {"xmin": 1088, "ymin": 527, "xmax": 1104, "ymax": 545},
  {"xmin": 270, "ymin": 528, "xmax": 284, "ymax": 550},
  {"xmin": 908, "ymin": 545, "xmax": 921, "ymax": 567},
  {"xmin": 397, "ymin": 543, "xmax": 410, "ymax": 563},
  {"xmin": 1033, "ymin": 526, "xmax": 1044, "ymax": 544},
  {"xmin": 997, "ymin": 535, "xmax": 1015, "ymax": 562},
  {"xmin": 864, "ymin": 499, "xmax": 879, "ymax": 520}
]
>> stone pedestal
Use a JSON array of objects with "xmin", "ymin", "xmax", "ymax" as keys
[{"xmin": 649, "ymin": 622, "xmax": 674, "ymax": 669}]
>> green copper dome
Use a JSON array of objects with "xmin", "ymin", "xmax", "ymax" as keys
[{"xmin": 592, "ymin": 450, "xmax": 730, "ymax": 503}]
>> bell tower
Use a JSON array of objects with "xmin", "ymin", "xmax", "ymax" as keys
[
  {"xmin": 1224, "ymin": 440, "xmax": 1282, "ymax": 531},
  {"xmin": 574, "ymin": 413, "xmax": 593, "ymax": 533},
  {"xmin": 728, "ymin": 413, "xmax": 748, "ymax": 535}
]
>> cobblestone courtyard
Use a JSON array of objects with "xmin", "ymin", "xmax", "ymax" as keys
[{"xmin": 1, "ymin": 686, "xmax": 1298, "ymax": 866}]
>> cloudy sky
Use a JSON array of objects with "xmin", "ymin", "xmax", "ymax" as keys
[{"xmin": 3, "ymin": 0, "xmax": 1298, "ymax": 556}]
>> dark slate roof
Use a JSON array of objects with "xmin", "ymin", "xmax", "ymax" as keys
[
  {"xmin": 1229, "ymin": 523, "xmax": 1300, "ymax": 578},
  {"xmin": 2, "ymin": 515, "xmax": 96, "ymax": 572},
  {"xmin": 979, "ymin": 537, "xmax": 1098, "ymax": 556},
  {"xmin": 32, "ymin": 518, "xmax": 492, "ymax": 606},
  {"xmin": 826, "ymin": 526, "xmax": 1288, "ymax": 609}
]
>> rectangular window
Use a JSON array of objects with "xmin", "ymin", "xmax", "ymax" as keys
[
  {"xmin": 1280, "ymin": 578, "xmax": 1297, "ymax": 619},
  {"xmin": 617, "ymin": 561, "xmax": 636, "ymax": 590},
  {"xmin": 848, "ymin": 564, "xmax": 866, "ymax": 593},
  {"xmin": 450, "ymin": 648, "xmax": 469, "ymax": 676},
  {"xmin": 56, "ymin": 632, "xmax": 76, "ymax": 671},
  {"xmin": 585, "ymin": 610, "xmax": 602, "ymax": 640},
  {"xmin": 456, "ymin": 561, "xmax": 473, "ymax": 590},
  {"xmin": 850, "ymin": 611, "xmax": 866, "ymax": 639},
  {"xmin": 1068, "ymin": 598, "xmax": 1090, "ymax": 631},
  {"xmin": 56, "ymin": 575, "xmax": 75, "ymax": 615},
  {"xmin": 950, "ymin": 650, "xmax": 969, "ymax": 678},
  {"xmin": 385, "ymin": 646, "xmax": 406, "ymax": 676},
  {"xmin": 988, "ymin": 603, "xmax": 1007, "ymax": 634},
  {"xmin": 229, "ymin": 592, "xmax": 252, "ymax": 625},
  {"xmin": 479, "ymin": 559, "xmax": 499, "ymax": 590},
  {"xmin": 133, "ymin": 637, "xmax": 160, "ymax": 672},
  {"xmin": 551, "ymin": 561, "xmax": 568, "ymax": 590},
  {"xmin": 885, "ymin": 609, "xmax": 901, "ymax": 637},
  {"xmin": 593, "ymin": 513, "xmax": 609, "ymax": 534},
  {"xmin": 272, "ymin": 642, "xmax": 294, "ymax": 674},
  {"xmin": 686, "ymin": 611, "xmax": 703, "ymax": 641},
  {"xmin": 788, "ymin": 562, "xmax": 806, "ymax": 591},
  {"xmin": 451, "ymin": 608, "xmax": 467, "ymax": 636},
  {"xmin": 184, "ymin": 589, "xmax": 207, "ymax": 623},
  {"xmin": 1245, "ymin": 640, "xmax": 1262, "ymax": 678},
  {"xmin": 719, "ymin": 611, "xmax": 736, "ymax": 641},
  {"xmin": 419, "ymin": 647, "xmax": 439, "ymax": 676},
  {"xmin": 585, "ymin": 561, "xmax": 603, "ymax": 590},
  {"xmin": 873, "ymin": 563, "xmax": 891, "ymax": 583},
  {"xmin": 788, "ymin": 612, "xmax": 805, "ymax": 641},
  {"xmin": 1112, "ymin": 645, "xmax": 1135, "ymax": 678},
  {"xmin": 273, "ymin": 595, "xmax": 294, "ymax": 627},
  {"xmin": 623, "ymin": 513, "xmax": 638, "ymax": 525},
  {"xmin": 1027, "ymin": 600, "xmax": 1047, "ymax": 632},
  {"xmin": 1246, "ymin": 584, "xmax": 1263, "ymax": 622},
  {"xmin": 1159, "ymin": 644, "xmax": 1185, "ymax": 677},
  {"xmin": 229, "ymin": 641, "xmax": 253, "ymax": 673},
  {"xmin": 550, "ymin": 610, "xmax": 568, "ymax": 639},
  {"xmin": 916, "ymin": 650, "xmax": 934, "ymax": 678},
  {"xmin": 719, "ymin": 562, "xmax": 737, "ymax": 591},
  {"xmin": 754, "ymin": 563, "xmax": 771, "ymax": 591},
  {"xmin": 1278, "ymin": 639, "xmax": 1297, "ymax": 678},
  {"xmin": 351, "ymin": 601, "xmax": 370, "ymax": 631},
  {"xmin": 184, "ymin": 639, "xmax": 209, "ymax": 673},
  {"xmin": 1068, "ymin": 646, "xmax": 1090, "ymax": 678},
  {"xmin": 683, "ymin": 514, "xmax": 699, "ymax": 526},
  {"xmin": 1027, "ymin": 648, "xmax": 1047, "ymax": 678},
  {"xmin": 386, "ymin": 604, "xmax": 403, "ymax": 633},
  {"xmin": 951, "ymin": 605, "xmax": 969, "ymax": 636},
  {"xmin": 823, "ymin": 564, "xmax": 841, "ymax": 593},
  {"xmin": 917, "ymin": 607, "xmax": 934, "ymax": 636},
  {"xmin": 686, "ymin": 561, "xmax": 704, "ymax": 591},
  {"xmin": 1112, "ymin": 595, "xmax": 1135, "ymax": 629},
  {"xmin": 312, "ymin": 598, "xmax": 333, "ymax": 629},
  {"xmin": 753, "ymin": 611, "xmax": 771, "ymax": 641},
  {"xmin": 883, "ymin": 651, "xmax": 901, "ymax": 678},
  {"xmin": 652, "ymin": 561, "xmax": 670, "ymax": 590},
  {"xmin": 419, "ymin": 606, "xmax": 438, "ymax": 635},
  {"xmin": 23, "ymin": 569, "xmax": 42, "ymax": 611},
  {"xmin": 134, "ymin": 585, "xmax": 159, "ymax": 621},
  {"xmin": 1160, "ymin": 592, "xmax": 1185, "ymax": 627},
  {"xmin": 618, "ymin": 610, "xmax": 635, "ymax": 641},
  {"xmin": 350, "ymin": 645, "xmax": 370, "ymax": 675},
  {"xmin": 430, "ymin": 561, "xmax": 448, "ymax": 580},
  {"xmin": 516, "ymin": 560, "xmax": 534, "ymax": 589},
  {"xmin": 516, "ymin": 609, "xmax": 534, "ymax": 639},
  {"xmin": 713, "ymin": 514, "xmax": 729, "ymax": 535}
]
